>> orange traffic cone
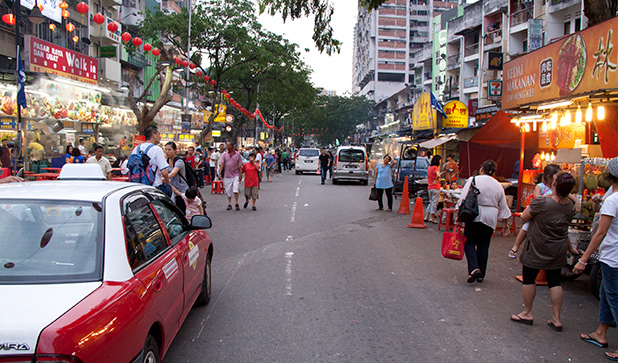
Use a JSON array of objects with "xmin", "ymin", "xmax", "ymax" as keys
[
  {"xmin": 398, "ymin": 176, "xmax": 411, "ymax": 214},
  {"xmin": 407, "ymin": 197, "xmax": 427, "ymax": 229},
  {"xmin": 515, "ymin": 269, "xmax": 548, "ymax": 286}
]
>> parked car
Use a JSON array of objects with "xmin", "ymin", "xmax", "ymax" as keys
[
  {"xmin": 332, "ymin": 146, "xmax": 369, "ymax": 185},
  {"xmin": 0, "ymin": 164, "xmax": 214, "ymax": 363},
  {"xmin": 295, "ymin": 148, "xmax": 320, "ymax": 174},
  {"xmin": 393, "ymin": 157, "xmax": 429, "ymax": 195}
]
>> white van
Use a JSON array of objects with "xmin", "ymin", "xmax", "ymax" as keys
[
  {"xmin": 295, "ymin": 148, "xmax": 320, "ymax": 174},
  {"xmin": 332, "ymin": 146, "xmax": 369, "ymax": 185}
]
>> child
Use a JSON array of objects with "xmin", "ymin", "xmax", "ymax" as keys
[
  {"xmin": 242, "ymin": 152, "xmax": 260, "ymax": 211},
  {"xmin": 509, "ymin": 164, "xmax": 579, "ymax": 258},
  {"xmin": 172, "ymin": 185, "xmax": 204, "ymax": 219}
]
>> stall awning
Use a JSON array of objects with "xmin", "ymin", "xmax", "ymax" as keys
[{"xmin": 418, "ymin": 134, "xmax": 457, "ymax": 149}]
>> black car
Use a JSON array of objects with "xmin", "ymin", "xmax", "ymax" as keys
[{"xmin": 393, "ymin": 157, "xmax": 429, "ymax": 196}]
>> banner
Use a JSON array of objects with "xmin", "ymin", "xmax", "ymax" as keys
[
  {"xmin": 503, "ymin": 16, "xmax": 618, "ymax": 109},
  {"xmin": 412, "ymin": 92, "xmax": 437, "ymax": 131},
  {"xmin": 443, "ymin": 100, "xmax": 469, "ymax": 128}
]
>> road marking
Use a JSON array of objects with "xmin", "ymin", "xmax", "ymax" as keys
[
  {"xmin": 295, "ymin": 187, "xmax": 300, "ymax": 197},
  {"xmin": 285, "ymin": 252, "xmax": 294, "ymax": 295},
  {"xmin": 286, "ymin": 236, "xmax": 293, "ymax": 241},
  {"xmin": 298, "ymin": 178, "xmax": 302, "ymax": 185},
  {"xmin": 291, "ymin": 202, "xmax": 297, "ymax": 223}
]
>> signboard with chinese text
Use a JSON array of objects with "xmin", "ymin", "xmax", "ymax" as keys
[
  {"xmin": 503, "ymin": 16, "xmax": 618, "ymax": 109},
  {"xmin": 443, "ymin": 100, "xmax": 469, "ymax": 128},
  {"xmin": 475, "ymin": 105, "xmax": 499, "ymax": 124},
  {"xmin": 412, "ymin": 92, "xmax": 437, "ymax": 131},
  {"xmin": 24, "ymin": 36, "xmax": 98, "ymax": 85},
  {"xmin": 105, "ymin": 18, "xmax": 121, "ymax": 43},
  {"xmin": 468, "ymin": 99, "xmax": 478, "ymax": 116},
  {"xmin": 487, "ymin": 80, "xmax": 502, "ymax": 101}
]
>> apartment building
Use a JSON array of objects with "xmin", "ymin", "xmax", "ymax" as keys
[{"xmin": 352, "ymin": 0, "xmax": 457, "ymax": 103}]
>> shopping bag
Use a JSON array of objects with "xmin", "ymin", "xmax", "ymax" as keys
[
  {"xmin": 369, "ymin": 187, "xmax": 379, "ymax": 201},
  {"xmin": 441, "ymin": 226, "xmax": 466, "ymax": 260}
]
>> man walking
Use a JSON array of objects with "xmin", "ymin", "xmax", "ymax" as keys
[
  {"xmin": 281, "ymin": 149, "xmax": 290, "ymax": 171},
  {"xmin": 318, "ymin": 148, "xmax": 330, "ymax": 185},
  {"xmin": 0, "ymin": 139, "xmax": 12, "ymax": 169},
  {"xmin": 131, "ymin": 125, "xmax": 170, "ymax": 190},
  {"xmin": 265, "ymin": 150, "xmax": 275, "ymax": 182},
  {"xmin": 218, "ymin": 142, "xmax": 243, "ymax": 211},
  {"xmin": 86, "ymin": 144, "xmax": 112, "ymax": 180}
]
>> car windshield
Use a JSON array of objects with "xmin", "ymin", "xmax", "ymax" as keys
[
  {"xmin": 299, "ymin": 149, "xmax": 319, "ymax": 157},
  {"xmin": 415, "ymin": 158, "xmax": 430, "ymax": 170},
  {"xmin": 339, "ymin": 149, "xmax": 365, "ymax": 162},
  {"xmin": 0, "ymin": 200, "xmax": 103, "ymax": 284}
]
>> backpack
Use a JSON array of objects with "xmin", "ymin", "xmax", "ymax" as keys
[
  {"xmin": 127, "ymin": 144, "xmax": 156, "ymax": 185},
  {"xmin": 174, "ymin": 156, "xmax": 198, "ymax": 187}
]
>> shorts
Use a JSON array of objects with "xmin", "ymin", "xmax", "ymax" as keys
[
  {"xmin": 223, "ymin": 176, "xmax": 239, "ymax": 197},
  {"xmin": 522, "ymin": 221, "xmax": 530, "ymax": 232},
  {"xmin": 244, "ymin": 185, "xmax": 259, "ymax": 200}
]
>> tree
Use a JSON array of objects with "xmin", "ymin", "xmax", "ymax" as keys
[{"xmin": 584, "ymin": 0, "xmax": 618, "ymax": 26}]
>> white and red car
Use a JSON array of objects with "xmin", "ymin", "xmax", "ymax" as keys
[{"xmin": 0, "ymin": 165, "xmax": 213, "ymax": 363}]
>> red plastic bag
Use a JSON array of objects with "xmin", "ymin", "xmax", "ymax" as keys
[{"xmin": 441, "ymin": 226, "xmax": 466, "ymax": 260}]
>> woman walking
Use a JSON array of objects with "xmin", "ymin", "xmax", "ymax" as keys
[
  {"xmin": 164, "ymin": 142, "xmax": 190, "ymax": 212},
  {"xmin": 511, "ymin": 172, "xmax": 577, "ymax": 330},
  {"xmin": 457, "ymin": 160, "xmax": 511, "ymax": 283},
  {"xmin": 373, "ymin": 155, "xmax": 395, "ymax": 211},
  {"xmin": 425, "ymin": 155, "xmax": 442, "ymax": 223},
  {"xmin": 577, "ymin": 158, "xmax": 618, "ymax": 359}
]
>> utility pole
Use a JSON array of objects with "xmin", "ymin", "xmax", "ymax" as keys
[{"xmin": 14, "ymin": 0, "xmax": 23, "ymax": 171}]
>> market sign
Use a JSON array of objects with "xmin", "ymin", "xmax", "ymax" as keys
[
  {"xmin": 178, "ymin": 134, "xmax": 194, "ymax": 142},
  {"xmin": 443, "ymin": 100, "xmax": 469, "ymax": 128},
  {"xmin": 24, "ymin": 36, "xmax": 98, "ymax": 85},
  {"xmin": 412, "ymin": 92, "xmax": 437, "ymax": 131},
  {"xmin": 212, "ymin": 130, "xmax": 221, "ymax": 137},
  {"xmin": 487, "ymin": 80, "xmax": 502, "ymax": 101},
  {"xmin": 539, "ymin": 123, "xmax": 585, "ymax": 149},
  {"xmin": 503, "ymin": 16, "xmax": 618, "ymax": 109},
  {"xmin": 100, "ymin": 46, "xmax": 116, "ymax": 58},
  {"xmin": 105, "ymin": 17, "xmax": 121, "ymax": 43},
  {"xmin": 475, "ymin": 105, "xmax": 499, "ymax": 124},
  {"xmin": 81, "ymin": 123, "xmax": 95, "ymax": 134}
]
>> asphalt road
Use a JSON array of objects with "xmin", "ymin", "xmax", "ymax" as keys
[{"xmin": 163, "ymin": 170, "xmax": 614, "ymax": 363}]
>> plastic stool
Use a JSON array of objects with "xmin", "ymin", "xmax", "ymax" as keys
[
  {"xmin": 438, "ymin": 208, "xmax": 456, "ymax": 232},
  {"xmin": 211, "ymin": 180, "xmax": 224, "ymax": 194},
  {"xmin": 0, "ymin": 168, "xmax": 10, "ymax": 179}
]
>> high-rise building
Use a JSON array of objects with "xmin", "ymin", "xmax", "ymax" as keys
[{"xmin": 352, "ymin": 0, "xmax": 457, "ymax": 103}]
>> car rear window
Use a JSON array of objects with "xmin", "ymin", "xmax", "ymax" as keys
[
  {"xmin": 299, "ymin": 149, "xmax": 319, "ymax": 157},
  {"xmin": 338, "ymin": 149, "xmax": 365, "ymax": 162},
  {"xmin": 0, "ymin": 200, "xmax": 103, "ymax": 284}
]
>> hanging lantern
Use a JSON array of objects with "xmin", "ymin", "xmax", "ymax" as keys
[
  {"xmin": 152, "ymin": 48, "xmax": 160, "ymax": 56},
  {"xmin": 182, "ymin": 60, "xmax": 189, "ymax": 68},
  {"xmin": 66, "ymin": 23, "xmax": 75, "ymax": 32},
  {"xmin": 49, "ymin": 23, "xmax": 56, "ymax": 31},
  {"xmin": 209, "ymin": 79, "xmax": 216, "ymax": 86},
  {"xmin": 37, "ymin": 3, "xmax": 44, "ymax": 10},
  {"xmin": 76, "ymin": 2, "xmax": 88, "ymax": 15},
  {"xmin": 2, "ymin": 14, "xmax": 16, "ymax": 26},
  {"xmin": 229, "ymin": 98, "xmax": 235, "ymax": 103},
  {"xmin": 59, "ymin": 1, "xmax": 68, "ymax": 10},
  {"xmin": 107, "ymin": 22, "xmax": 118, "ymax": 32},
  {"xmin": 121, "ymin": 32, "xmax": 131, "ymax": 43},
  {"xmin": 221, "ymin": 90, "xmax": 227, "ymax": 94},
  {"xmin": 143, "ymin": 43, "xmax": 152, "ymax": 52},
  {"xmin": 189, "ymin": 63, "xmax": 196, "ymax": 70},
  {"xmin": 224, "ymin": 94, "xmax": 230, "ymax": 99},
  {"xmin": 203, "ymin": 75, "xmax": 210, "ymax": 82},
  {"xmin": 598, "ymin": 105, "xmax": 606, "ymax": 120},
  {"xmin": 175, "ymin": 57, "xmax": 183, "ymax": 65},
  {"xmin": 72, "ymin": 35, "xmax": 79, "ymax": 43},
  {"xmin": 132, "ymin": 37, "xmax": 142, "ymax": 47},
  {"xmin": 93, "ymin": 13, "xmax": 105, "ymax": 25},
  {"xmin": 61, "ymin": 9, "xmax": 70, "ymax": 18},
  {"xmin": 586, "ymin": 102, "xmax": 593, "ymax": 122},
  {"xmin": 196, "ymin": 70, "xmax": 203, "ymax": 77},
  {"xmin": 575, "ymin": 105, "xmax": 583, "ymax": 124}
]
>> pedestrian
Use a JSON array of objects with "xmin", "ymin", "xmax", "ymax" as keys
[
  {"xmin": 165, "ymin": 141, "xmax": 190, "ymax": 212},
  {"xmin": 86, "ymin": 144, "xmax": 112, "ymax": 180},
  {"xmin": 0, "ymin": 139, "xmax": 11, "ymax": 169},
  {"xmin": 78, "ymin": 139, "xmax": 86, "ymax": 157},
  {"xmin": 120, "ymin": 156, "xmax": 129, "ymax": 176},
  {"xmin": 195, "ymin": 148, "xmax": 205, "ymax": 188},
  {"xmin": 265, "ymin": 150, "xmax": 275, "ymax": 182},
  {"xmin": 276, "ymin": 148, "xmax": 282, "ymax": 173},
  {"xmin": 69, "ymin": 147, "xmax": 85, "ymax": 163},
  {"xmin": 255, "ymin": 147, "xmax": 263, "ymax": 183},
  {"xmin": 186, "ymin": 146, "xmax": 197, "ymax": 169},
  {"xmin": 373, "ymin": 154, "xmax": 395, "ymax": 211},
  {"xmin": 456, "ymin": 160, "xmax": 511, "ymax": 283},
  {"xmin": 242, "ymin": 152, "xmax": 260, "ymax": 211},
  {"xmin": 328, "ymin": 150, "xmax": 334, "ymax": 179},
  {"xmin": 218, "ymin": 142, "xmax": 243, "ymax": 211},
  {"xmin": 510, "ymin": 172, "xmax": 578, "ymax": 331},
  {"xmin": 172, "ymin": 185, "xmax": 204, "ymax": 219},
  {"xmin": 577, "ymin": 158, "xmax": 618, "ymax": 358},
  {"xmin": 63, "ymin": 144, "xmax": 73, "ymax": 165},
  {"xmin": 281, "ymin": 148, "xmax": 290, "ymax": 171},
  {"xmin": 425, "ymin": 155, "xmax": 442, "ymax": 223},
  {"xmin": 319, "ymin": 148, "xmax": 330, "ymax": 185},
  {"xmin": 130, "ymin": 125, "xmax": 170, "ymax": 193},
  {"xmin": 215, "ymin": 143, "xmax": 225, "ymax": 180},
  {"xmin": 442, "ymin": 154, "xmax": 459, "ymax": 184},
  {"xmin": 209, "ymin": 147, "xmax": 220, "ymax": 183}
]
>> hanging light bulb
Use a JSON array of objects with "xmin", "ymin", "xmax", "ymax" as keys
[
  {"xmin": 524, "ymin": 123, "xmax": 531, "ymax": 132},
  {"xmin": 598, "ymin": 105, "xmax": 605, "ymax": 120},
  {"xmin": 532, "ymin": 120, "xmax": 537, "ymax": 131},
  {"xmin": 541, "ymin": 152, "xmax": 546, "ymax": 160},
  {"xmin": 559, "ymin": 113, "xmax": 566, "ymax": 127},
  {"xmin": 551, "ymin": 112, "xmax": 558, "ymax": 129},
  {"xmin": 542, "ymin": 121, "xmax": 548, "ymax": 132},
  {"xmin": 551, "ymin": 152, "xmax": 556, "ymax": 161},
  {"xmin": 586, "ymin": 102, "xmax": 593, "ymax": 122},
  {"xmin": 565, "ymin": 110, "xmax": 572, "ymax": 124},
  {"xmin": 575, "ymin": 106, "xmax": 582, "ymax": 124}
]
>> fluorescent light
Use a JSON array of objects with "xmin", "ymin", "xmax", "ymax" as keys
[
  {"xmin": 586, "ymin": 103, "xmax": 593, "ymax": 122},
  {"xmin": 537, "ymin": 100, "xmax": 572, "ymax": 110},
  {"xmin": 519, "ymin": 114, "xmax": 543, "ymax": 120},
  {"xmin": 575, "ymin": 106, "xmax": 582, "ymax": 123},
  {"xmin": 598, "ymin": 105, "xmax": 605, "ymax": 120}
]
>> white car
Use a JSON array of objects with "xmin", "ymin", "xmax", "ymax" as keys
[
  {"xmin": 0, "ymin": 164, "xmax": 213, "ymax": 363},
  {"xmin": 294, "ymin": 148, "xmax": 320, "ymax": 174}
]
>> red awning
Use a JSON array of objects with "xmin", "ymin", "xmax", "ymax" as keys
[{"xmin": 468, "ymin": 110, "xmax": 537, "ymax": 149}]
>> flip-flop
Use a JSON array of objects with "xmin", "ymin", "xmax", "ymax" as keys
[
  {"xmin": 605, "ymin": 352, "xmax": 618, "ymax": 361},
  {"xmin": 235, "ymin": 204, "xmax": 240, "ymax": 211},
  {"xmin": 226, "ymin": 205, "xmax": 232, "ymax": 210},
  {"xmin": 510, "ymin": 314, "xmax": 533, "ymax": 325},
  {"xmin": 547, "ymin": 320, "xmax": 563, "ymax": 332},
  {"xmin": 508, "ymin": 249, "xmax": 518, "ymax": 259},
  {"xmin": 581, "ymin": 334, "xmax": 609, "ymax": 348}
]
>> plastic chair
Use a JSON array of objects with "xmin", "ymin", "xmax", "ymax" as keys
[
  {"xmin": 211, "ymin": 180, "xmax": 224, "ymax": 194},
  {"xmin": 438, "ymin": 208, "xmax": 456, "ymax": 232}
]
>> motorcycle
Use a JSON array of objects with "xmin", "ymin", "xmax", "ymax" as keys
[{"xmin": 562, "ymin": 225, "xmax": 602, "ymax": 300}]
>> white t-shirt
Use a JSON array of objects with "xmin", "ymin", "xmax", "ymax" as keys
[
  {"xmin": 131, "ymin": 143, "xmax": 168, "ymax": 187},
  {"xmin": 86, "ymin": 155, "xmax": 112, "ymax": 176},
  {"xmin": 209, "ymin": 151, "xmax": 220, "ymax": 167},
  {"xmin": 255, "ymin": 152, "xmax": 263, "ymax": 167},
  {"xmin": 78, "ymin": 145, "xmax": 86, "ymax": 156},
  {"xmin": 120, "ymin": 159, "xmax": 129, "ymax": 175},
  {"xmin": 599, "ymin": 192, "xmax": 618, "ymax": 268},
  {"xmin": 457, "ymin": 174, "xmax": 511, "ymax": 229}
]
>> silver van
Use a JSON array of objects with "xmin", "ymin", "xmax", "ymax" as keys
[
  {"xmin": 332, "ymin": 146, "xmax": 369, "ymax": 185},
  {"xmin": 295, "ymin": 148, "xmax": 320, "ymax": 174}
]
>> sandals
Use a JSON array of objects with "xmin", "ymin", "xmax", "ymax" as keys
[
  {"xmin": 235, "ymin": 204, "xmax": 240, "ymax": 211},
  {"xmin": 581, "ymin": 333, "xmax": 609, "ymax": 348},
  {"xmin": 510, "ymin": 314, "xmax": 533, "ymax": 325},
  {"xmin": 508, "ymin": 248, "xmax": 518, "ymax": 259},
  {"xmin": 226, "ymin": 205, "xmax": 232, "ymax": 211},
  {"xmin": 547, "ymin": 320, "xmax": 563, "ymax": 332}
]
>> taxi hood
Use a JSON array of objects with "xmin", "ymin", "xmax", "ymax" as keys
[{"xmin": 0, "ymin": 282, "xmax": 101, "ymax": 355}]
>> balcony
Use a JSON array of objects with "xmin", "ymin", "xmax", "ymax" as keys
[
  {"xmin": 463, "ymin": 76, "xmax": 478, "ymax": 89},
  {"xmin": 162, "ymin": 1, "xmax": 182, "ymax": 13},
  {"xmin": 484, "ymin": 29, "xmax": 502, "ymax": 46},
  {"xmin": 464, "ymin": 43, "xmax": 479, "ymax": 58},
  {"xmin": 447, "ymin": 54, "xmax": 460, "ymax": 70},
  {"xmin": 510, "ymin": 7, "xmax": 532, "ymax": 27}
]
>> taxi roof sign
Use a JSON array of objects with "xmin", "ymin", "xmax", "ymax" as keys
[{"xmin": 57, "ymin": 164, "xmax": 106, "ymax": 180}]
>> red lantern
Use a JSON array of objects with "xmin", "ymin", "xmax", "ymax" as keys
[
  {"xmin": 49, "ymin": 23, "xmax": 56, "ymax": 31},
  {"xmin": 152, "ymin": 48, "xmax": 160, "ymax": 56},
  {"xmin": 72, "ymin": 35, "xmax": 79, "ymax": 43},
  {"xmin": 132, "ymin": 37, "xmax": 142, "ymax": 47},
  {"xmin": 92, "ymin": 13, "xmax": 105, "ymax": 25},
  {"xmin": 76, "ymin": 2, "xmax": 88, "ymax": 15},
  {"xmin": 209, "ymin": 80, "xmax": 216, "ymax": 86},
  {"xmin": 143, "ymin": 43, "xmax": 152, "ymax": 52},
  {"xmin": 221, "ymin": 90, "xmax": 227, "ymax": 94},
  {"xmin": 203, "ymin": 75, "xmax": 210, "ymax": 82},
  {"xmin": 121, "ymin": 32, "xmax": 131, "ymax": 43},
  {"xmin": 66, "ymin": 23, "xmax": 75, "ymax": 32},
  {"xmin": 107, "ymin": 22, "xmax": 118, "ymax": 32},
  {"xmin": 175, "ymin": 57, "xmax": 183, "ymax": 65},
  {"xmin": 224, "ymin": 94, "xmax": 230, "ymax": 99},
  {"xmin": 182, "ymin": 60, "xmax": 189, "ymax": 68},
  {"xmin": 2, "ymin": 14, "xmax": 16, "ymax": 26},
  {"xmin": 229, "ymin": 98, "xmax": 234, "ymax": 103},
  {"xmin": 196, "ymin": 70, "xmax": 203, "ymax": 77},
  {"xmin": 61, "ymin": 9, "xmax": 70, "ymax": 18},
  {"xmin": 189, "ymin": 63, "xmax": 196, "ymax": 70},
  {"xmin": 59, "ymin": 1, "xmax": 68, "ymax": 10}
]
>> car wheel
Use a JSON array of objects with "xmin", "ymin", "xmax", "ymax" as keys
[
  {"xmin": 295, "ymin": 170, "xmax": 300, "ymax": 175},
  {"xmin": 142, "ymin": 335, "xmax": 160, "ymax": 363},
  {"xmin": 361, "ymin": 179, "xmax": 368, "ymax": 185},
  {"xmin": 195, "ymin": 255, "xmax": 212, "ymax": 306}
]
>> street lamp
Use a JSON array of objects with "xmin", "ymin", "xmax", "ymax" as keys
[{"xmin": 28, "ymin": 2, "xmax": 45, "ymax": 24}]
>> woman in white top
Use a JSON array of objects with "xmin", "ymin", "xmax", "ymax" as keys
[
  {"xmin": 457, "ymin": 160, "xmax": 511, "ymax": 283},
  {"xmin": 576, "ymin": 158, "xmax": 618, "ymax": 360}
]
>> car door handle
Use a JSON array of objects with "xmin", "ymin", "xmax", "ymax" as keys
[
  {"xmin": 182, "ymin": 252, "xmax": 189, "ymax": 262},
  {"xmin": 153, "ymin": 278, "xmax": 163, "ymax": 292}
]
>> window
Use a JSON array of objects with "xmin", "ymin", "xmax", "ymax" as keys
[
  {"xmin": 151, "ymin": 199, "xmax": 187, "ymax": 243},
  {"xmin": 575, "ymin": 18, "xmax": 581, "ymax": 32},
  {"xmin": 299, "ymin": 149, "xmax": 320, "ymax": 157},
  {"xmin": 564, "ymin": 21, "xmax": 571, "ymax": 35},
  {"xmin": 338, "ymin": 149, "xmax": 365, "ymax": 163},
  {"xmin": 123, "ymin": 194, "xmax": 168, "ymax": 271}
]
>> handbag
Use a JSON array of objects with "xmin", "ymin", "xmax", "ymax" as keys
[
  {"xmin": 457, "ymin": 176, "xmax": 480, "ymax": 223},
  {"xmin": 369, "ymin": 187, "xmax": 379, "ymax": 201},
  {"xmin": 441, "ymin": 226, "xmax": 466, "ymax": 260}
]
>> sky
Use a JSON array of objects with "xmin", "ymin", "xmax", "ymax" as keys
[{"xmin": 256, "ymin": 0, "xmax": 358, "ymax": 96}]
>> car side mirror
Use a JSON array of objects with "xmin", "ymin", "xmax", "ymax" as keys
[{"xmin": 191, "ymin": 215, "xmax": 212, "ymax": 229}]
